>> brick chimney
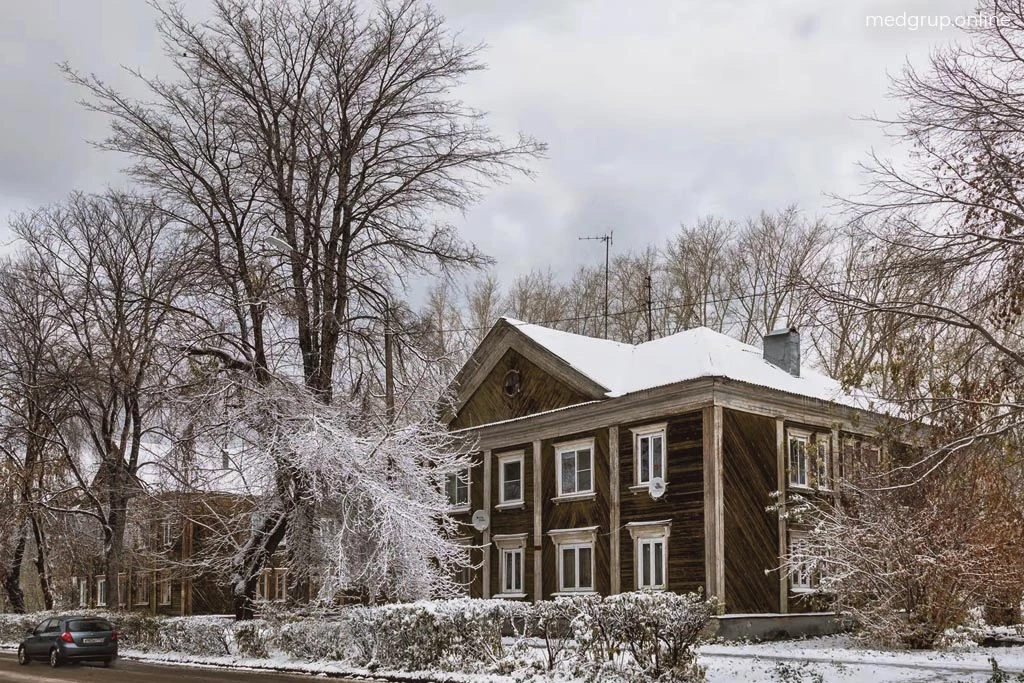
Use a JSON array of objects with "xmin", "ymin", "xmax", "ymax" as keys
[{"xmin": 763, "ymin": 326, "xmax": 800, "ymax": 377}]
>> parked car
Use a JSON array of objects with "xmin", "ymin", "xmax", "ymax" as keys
[{"xmin": 17, "ymin": 616, "xmax": 118, "ymax": 667}]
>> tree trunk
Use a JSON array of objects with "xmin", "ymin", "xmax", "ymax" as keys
[
  {"xmin": 2, "ymin": 524, "xmax": 27, "ymax": 614},
  {"xmin": 29, "ymin": 512, "xmax": 53, "ymax": 610}
]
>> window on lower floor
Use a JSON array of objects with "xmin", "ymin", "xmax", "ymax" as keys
[
  {"xmin": 256, "ymin": 570, "xmax": 270, "ymax": 600},
  {"xmin": 638, "ymin": 537, "xmax": 666, "ymax": 589},
  {"xmin": 501, "ymin": 547, "xmax": 524, "ymax": 594},
  {"xmin": 134, "ymin": 573, "xmax": 150, "ymax": 605},
  {"xmin": 559, "ymin": 543, "xmax": 594, "ymax": 592},
  {"xmin": 788, "ymin": 530, "xmax": 816, "ymax": 592},
  {"xmin": 96, "ymin": 576, "xmax": 108, "ymax": 607},
  {"xmin": 78, "ymin": 577, "xmax": 88, "ymax": 607},
  {"xmin": 274, "ymin": 570, "xmax": 287, "ymax": 602},
  {"xmin": 158, "ymin": 571, "xmax": 173, "ymax": 606},
  {"xmin": 118, "ymin": 573, "xmax": 128, "ymax": 607},
  {"xmin": 453, "ymin": 538, "xmax": 472, "ymax": 594}
]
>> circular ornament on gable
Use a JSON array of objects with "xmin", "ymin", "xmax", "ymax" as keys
[{"xmin": 503, "ymin": 369, "xmax": 522, "ymax": 397}]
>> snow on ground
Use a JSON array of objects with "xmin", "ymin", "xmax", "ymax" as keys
[{"xmin": 702, "ymin": 635, "xmax": 1024, "ymax": 682}]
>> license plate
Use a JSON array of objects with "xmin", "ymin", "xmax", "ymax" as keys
[{"xmin": 83, "ymin": 637, "xmax": 103, "ymax": 644}]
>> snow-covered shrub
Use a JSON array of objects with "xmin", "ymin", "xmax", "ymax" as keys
[
  {"xmin": 107, "ymin": 612, "xmax": 161, "ymax": 651},
  {"xmin": 0, "ymin": 612, "xmax": 48, "ymax": 644},
  {"xmin": 156, "ymin": 616, "xmax": 230, "ymax": 656},
  {"xmin": 231, "ymin": 619, "xmax": 270, "ymax": 658},
  {"xmin": 346, "ymin": 598, "xmax": 528, "ymax": 672},
  {"xmin": 271, "ymin": 618, "xmax": 348, "ymax": 661}
]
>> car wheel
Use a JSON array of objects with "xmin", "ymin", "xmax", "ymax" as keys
[
  {"xmin": 17, "ymin": 645, "xmax": 29, "ymax": 665},
  {"xmin": 48, "ymin": 648, "xmax": 61, "ymax": 668}
]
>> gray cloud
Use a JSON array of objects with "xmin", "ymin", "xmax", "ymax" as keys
[{"xmin": 0, "ymin": 0, "xmax": 976, "ymax": 279}]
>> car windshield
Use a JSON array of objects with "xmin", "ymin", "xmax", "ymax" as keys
[{"xmin": 67, "ymin": 619, "xmax": 112, "ymax": 632}]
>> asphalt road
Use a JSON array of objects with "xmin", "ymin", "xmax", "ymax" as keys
[{"xmin": 0, "ymin": 652, "xmax": 377, "ymax": 683}]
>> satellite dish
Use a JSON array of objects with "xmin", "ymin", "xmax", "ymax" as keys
[
  {"xmin": 648, "ymin": 477, "xmax": 666, "ymax": 499},
  {"xmin": 471, "ymin": 510, "xmax": 490, "ymax": 532}
]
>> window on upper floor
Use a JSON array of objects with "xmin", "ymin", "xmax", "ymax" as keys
[
  {"xmin": 161, "ymin": 518, "xmax": 174, "ymax": 548},
  {"xmin": 445, "ymin": 468, "xmax": 470, "ymax": 510},
  {"xmin": 498, "ymin": 452, "xmax": 524, "ymax": 506},
  {"xmin": 815, "ymin": 434, "xmax": 831, "ymax": 490},
  {"xmin": 556, "ymin": 440, "xmax": 594, "ymax": 497},
  {"xmin": 632, "ymin": 424, "xmax": 667, "ymax": 486},
  {"xmin": 788, "ymin": 430, "xmax": 810, "ymax": 488}
]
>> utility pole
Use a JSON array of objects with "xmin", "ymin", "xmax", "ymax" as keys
[
  {"xmin": 645, "ymin": 274, "xmax": 653, "ymax": 342},
  {"xmin": 579, "ymin": 232, "xmax": 613, "ymax": 339}
]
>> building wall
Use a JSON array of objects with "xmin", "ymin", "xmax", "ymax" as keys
[{"xmin": 721, "ymin": 408, "xmax": 779, "ymax": 613}]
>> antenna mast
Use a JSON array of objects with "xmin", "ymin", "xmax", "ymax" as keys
[{"xmin": 579, "ymin": 232, "xmax": 613, "ymax": 339}]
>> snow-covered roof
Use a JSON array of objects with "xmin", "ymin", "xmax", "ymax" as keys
[{"xmin": 504, "ymin": 317, "xmax": 881, "ymax": 411}]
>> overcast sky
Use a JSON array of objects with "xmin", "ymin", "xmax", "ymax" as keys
[{"xmin": 0, "ymin": 0, "xmax": 975, "ymax": 284}]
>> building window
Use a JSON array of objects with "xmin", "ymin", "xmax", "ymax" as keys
[
  {"xmin": 787, "ymin": 430, "xmax": 809, "ymax": 488},
  {"xmin": 497, "ymin": 452, "xmax": 524, "ymax": 505},
  {"xmin": 96, "ymin": 576, "xmax": 107, "ymax": 607},
  {"xmin": 161, "ymin": 519, "xmax": 174, "ymax": 548},
  {"xmin": 118, "ymin": 573, "xmax": 128, "ymax": 607},
  {"xmin": 627, "ymin": 520, "xmax": 671, "ymax": 590},
  {"xmin": 256, "ymin": 570, "xmax": 270, "ymax": 600},
  {"xmin": 556, "ymin": 439, "xmax": 594, "ymax": 497},
  {"xmin": 445, "ymin": 468, "xmax": 470, "ymax": 510},
  {"xmin": 453, "ymin": 538, "xmax": 473, "ymax": 594},
  {"xmin": 816, "ymin": 435, "xmax": 831, "ymax": 489},
  {"xmin": 492, "ymin": 533, "xmax": 527, "ymax": 597},
  {"xmin": 632, "ymin": 425, "xmax": 667, "ymax": 485},
  {"xmin": 134, "ymin": 573, "xmax": 151, "ymax": 605},
  {"xmin": 158, "ymin": 571, "xmax": 173, "ymax": 606},
  {"xmin": 788, "ymin": 530, "xmax": 816, "ymax": 592},
  {"xmin": 549, "ymin": 526, "xmax": 598, "ymax": 594},
  {"xmin": 78, "ymin": 577, "xmax": 88, "ymax": 607},
  {"xmin": 274, "ymin": 570, "xmax": 287, "ymax": 602}
]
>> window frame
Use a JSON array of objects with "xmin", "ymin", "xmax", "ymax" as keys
[
  {"xmin": 492, "ymin": 533, "xmax": 527, "ymax": 598},
  {"xmin": 161, "ymin": 519, "xmax": 173, "ymax": 548},
  {"xmin": 815, "ymin": 434, "xmax": 832, "ymax": 490},
  {"xmin": 96, "ymin": 576, "xmax": 108, "ymax": 607},
  {"xmin": 117, "ymin": 573, "xmax": 128, "ymax": 607},
  {"xmin": 256, "ymin": 569, "xmax": 270, "ymax": 601},
  {"xmin": 788, "ymin": 529, "xmax": 816, "ymax": 593},
  {"xmin": 548, "ymin": 526, "xmax": 599, "ymax": 595},
  {"xmin": 554, "ymin": 438, "xmax": 596, "ymax": 499},
  {"xmin": 631, "ymin": 424, "xmax": 667, "ymax": 486},
  {"xmin": 627, "ymin": 520, "xmax": 672, "ymax": 591},
  {"xmin": 134, "ymin": 572, "xmax": 151, "ymax": 606},
  {"xmin": 274, "ymin": 569, "xmax": 287, "ymax": 602},
  {"xmin": 158, "ymin": 571, "xmax": 173, "ymax": 606},
  {"xmin": 78, "ymin": 576, "xmax": 88, "ymax": 607},
  {"xmin": 445, "ymin": 467, "xmax": 471, "ymax": 512},
  {"xmin": 496, "ymin": 451, "xmax": 525, "ymax": 507},
  {"xmin": 787, "ymin": 429, "xmax": 810, "ymax": 489}
]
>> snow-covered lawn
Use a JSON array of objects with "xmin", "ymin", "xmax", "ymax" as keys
[{"xmin": 702, "ymin": 636, "xmax": 1024, "ymax": 682}]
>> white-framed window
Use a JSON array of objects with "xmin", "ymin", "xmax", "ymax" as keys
[
  {"xmin": 497, "ymin": 451, "xmax": 524, "ymax": 506},
  {"xmin": 96, "ymin": 576, "xmax": 107, "ymax": 607},
  {"xmin": 161, "ymin": 519, "xmax": 173, "ymax": 548},
  {"xmin": 453, "ymin": 537, "xmax": 473, "ymax": 594},
  {"xmin": 118, "ymin": 573, "xmax": 128, "ymax": 607},
  {"xmin": 787, "ymin": 429, "xmax": 810, "ymax": 488},
  {"xmin": 78, "ymin": 577, "xmax": 88, "ymax": 607},
  {"xmin": 274, "ymin": 570, "xmax": 287, "ymax": 601},
  {"xmin": 788, "ymin": 530, "xmax": 816, "ymax": 592},
  {"xmin": 256, "ymin": 569, "xmax": 270, "ymax": 600},
  {"xmin": 493, "ymin": 533, "xmax": 527, "ymax": 597},
  {"xmin": 815, "ymin": 434, "xmax": 831, "ymax": 489},
  {"xmin": 445, "ymin": 468, "xmax": 470, "ymax": 511},
  {"xmin": 632, "ymin": 425, "xmax": 667, "ymax": 485},
  {"xmin": 134, "ymin": 572, "xmax": 151, "ymax": 605},
  {"xmin": 627, "ymin": 520, "xmax": 671, "ymax": 590},
  {"xmin": 158, "ymin": 571, "xmax": 173, "ymax": 606},
  {"xmin": 556, "ymin": 439, "xmax": 594, "ymax": 497},
  {"xmin": 549, "ymin": 527, "xmax": 598, "ymax": 594}
]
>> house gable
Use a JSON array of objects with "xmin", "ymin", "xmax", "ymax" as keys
[{"xmin": 449, "ymin": 348, "xmax": 596, "ymax": 430}]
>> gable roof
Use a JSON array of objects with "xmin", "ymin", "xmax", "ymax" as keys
[{"xmin": 490, "ymin": 317, "xmax": 880, "ymax": 411}]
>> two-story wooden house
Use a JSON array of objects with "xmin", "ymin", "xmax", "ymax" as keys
[{"xmin": 445, "ymin": 318, "xmax": 889, "ymax": 619}]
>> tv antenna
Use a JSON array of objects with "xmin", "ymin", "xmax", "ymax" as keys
[{"xmin": 579, "ymin": 232, "xmax": 613, "ymax": 339}]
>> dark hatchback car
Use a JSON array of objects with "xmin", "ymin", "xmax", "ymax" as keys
[{"xmin": 18, "ymin": 616, "xmax": 118, "ymax": 667}]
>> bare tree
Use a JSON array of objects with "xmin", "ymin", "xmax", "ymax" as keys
[{"xmin": 63, "ymin": 0, "xmax": 542, "ymax": 617}]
